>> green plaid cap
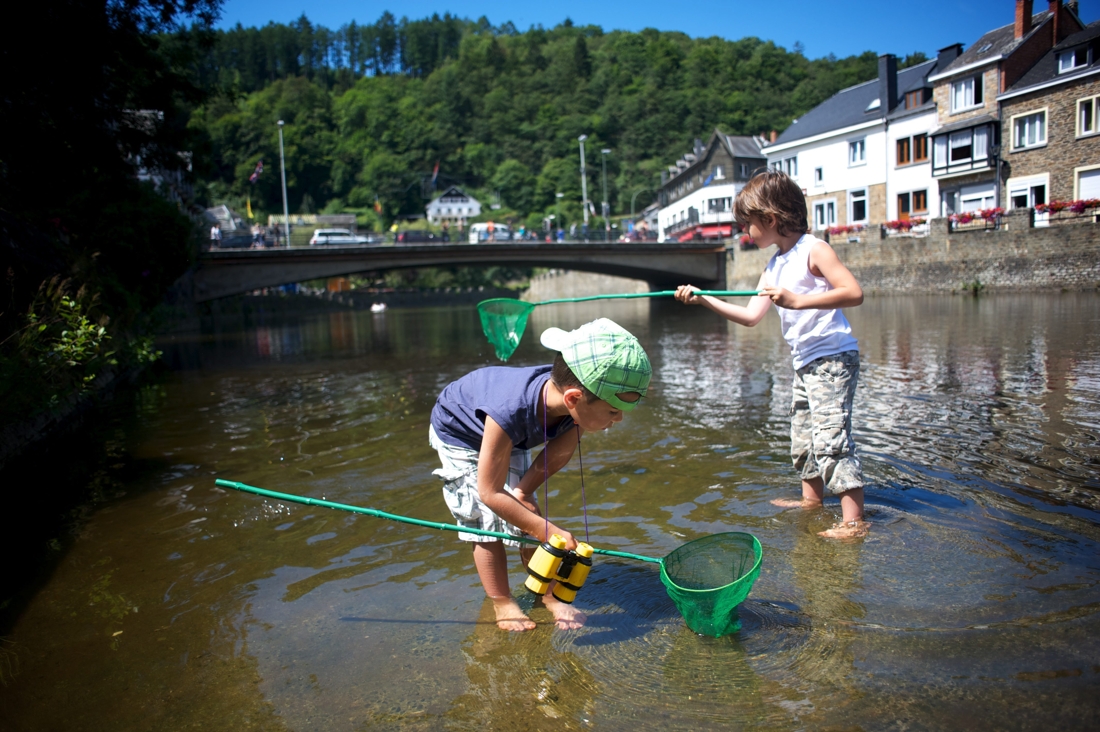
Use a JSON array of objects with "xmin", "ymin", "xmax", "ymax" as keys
[{"xmin": 540, "ymin": 318, "xmax": 651, "ymax": 411}]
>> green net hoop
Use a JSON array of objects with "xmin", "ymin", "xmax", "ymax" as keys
[
  {"xmin": 478, "ymin": 298, "xmax": 537, "ymax": 361},
  {"xmin": 659, "ymin": 532, "xmax": 763, "ymax": 637}
]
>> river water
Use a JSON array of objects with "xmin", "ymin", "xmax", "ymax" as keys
[{"xmin": 2, "ymin": 294, "xmax": 1099, "ymax": 730}]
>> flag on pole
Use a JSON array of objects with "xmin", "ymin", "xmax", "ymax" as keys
[
  {"xmin": 373, "ymin": 196, "xmax": 382, "ymax": 214},
  {"xmin": 249, "ymin": 160, "xmax": 264, "ymax": 183},
  {"xmin": 431, "ymin": 160, "xmax": 440, "ymax": 186},
  {"xmin": 246, "ymin": 197, "xmax": 253, "ymax": 219}
]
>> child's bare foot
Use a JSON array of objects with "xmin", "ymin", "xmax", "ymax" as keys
[
  {"xmin": 491, "ymin": 596, "xmax": 536, "ymax": 631},
  {"xmin": 818, "ymin": 520, "xmax": 870, "ymax": 539},
  {"xmin": 543, "ymin": 595, "xmax": 587, "ymax": 630},
  {"xmin": 770, "ymin": 498, "xmax": 823, "ymax": 509}
]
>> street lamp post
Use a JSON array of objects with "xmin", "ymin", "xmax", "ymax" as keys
[
  {"xmin": 578, "ymin": 135, "xmax": 589, "ymax": 233},
  {"xmin": 277, "ymin": 120, "xmax": 290, "ymax": 247},
  {"xmin": 630, "ymin": 188, "xmax": 651, "ymax": 218},
  {"xmin": 555, "ymin": 192, "xmax": 564, "ymax": 238},
  {"xmin": 600, "ymin": 148, "xmax": 610, "ymax": 238}
]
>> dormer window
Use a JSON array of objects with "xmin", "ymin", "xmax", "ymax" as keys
[
  {"xmin": 1058, "ymin": 46, "xmax": 1090, "ymax": 74},
  {"xmin": 905, "ymin": 89, "xmax": 928, "ymax": 109},
  {"xmin": 866, "ymin": 98, "xmax": 881, "ymax": 112},
  {"xmin": 950, "ymin": 75, "xmax": 983, "ymax": 113}
]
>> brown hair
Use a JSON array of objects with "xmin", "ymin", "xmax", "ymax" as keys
[
  {"xmin": 734, "ymin": 170, "xmax": 808, "ymax": 236},
  {"xmin": 550, "ymin": 353, "xmax": 597, "ymax": 403}
]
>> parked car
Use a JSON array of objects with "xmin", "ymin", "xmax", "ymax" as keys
[
  {"xmin": 396, "ymin": 230, "xmax": 442, "ymax": 244},
  {"xmin": 467, "ymin": 223, "xmax": 512, "ymax": 243},
  {"xmin": 309, "ymin": 228, "xmax": 373, "ymax": 245}
]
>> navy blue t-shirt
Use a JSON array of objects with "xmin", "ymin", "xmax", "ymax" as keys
[{"xmin": 431, "ymin": 365, "xmax": 576, "ymax": 451}]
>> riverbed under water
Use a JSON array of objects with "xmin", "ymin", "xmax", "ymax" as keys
[{"xmin": 2, "ymin": 294, "xmax": 1099, "ymax": 730}]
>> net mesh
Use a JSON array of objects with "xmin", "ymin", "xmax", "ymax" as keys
[
  {"xmin": 478, "ymin": 299, "xmax": 537, "ymax": 361},
  {"xmin": 659, "ymin": 532, "xmax": 762, "ymax": 637}
]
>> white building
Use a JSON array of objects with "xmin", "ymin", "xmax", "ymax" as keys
[
  {"xmin": 765, "ymin": 55, "xmax": 945, "ymax": 233},
  {"xmin": 426, "ymin": 185, "xmax": 481, "ymax": 225}
]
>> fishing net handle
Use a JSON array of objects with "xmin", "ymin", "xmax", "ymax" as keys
[
  {"xmin": 534, "ymin": 290, "xmax": 758, "ymax": 305},
  {"xmin": 216, "ymin": 479, "xmax": 661, "ymax": 563}
]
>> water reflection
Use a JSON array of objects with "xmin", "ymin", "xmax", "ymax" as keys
[{"xmin": 2, "ymin": 294, "xmax": 1099, "ymax": 730}]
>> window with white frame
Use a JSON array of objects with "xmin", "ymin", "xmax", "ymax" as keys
[
  {"xmin": 1079, "ymin": 96, "xmax": 1099, "ymax": 137},
  {"xmin": 849, "ymin": 189, "xmax": 867, "ymax": 223},
  {"xmin": 739, "ymin": 163, "xmax": 750, "ymax": 177},
  {"xmin": 713, "ymin": 165, "xmax": 726, "ymax": 180},
  {"xmin": 950, "ymin": 75, "xmax": 984, "ymax": 112},
  {"xmin": 959, "ymin": 182, "xmax": 995, "ymax": 212},
  {"xmin": 1077, "ymin": 167, "xmax": 1100, "ymax": 199},
  {"xmin": 814, "ymin": 167, "xmax": 823, "ymax": 185},
  {"xmin": 1012, "ymin": 110, "xmax": 1047, "ymax": 149},
  {"xmin": 782, "ymin": 156, "xmax": 797, "ymax": 176},
  {"xmin": 1007, "ymin": 176, "xmax": 1042, "ymax": 210},
  {"xmin": 813, "ymin": 199, "xmax": 837, "ymax": 230},
  {"xmin": 707, "ymin": 197, "xmax": 731, "ymax": 213},
  {"xmin": 848, "ymin": 139, "xmax": 866, "ymax": 166},
  {"xmin": 1058, "ymin": 46, "xmax": 1090, "ymax": 74}
]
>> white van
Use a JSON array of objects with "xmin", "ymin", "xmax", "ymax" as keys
[{"xmin": 467, "ymin": 223, "xmax": 511, "ymax": 243}]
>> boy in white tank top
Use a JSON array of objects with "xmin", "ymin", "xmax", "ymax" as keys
[{"xmin": 675, "ymin": 171, "xmax": 868, "ymax": 538}]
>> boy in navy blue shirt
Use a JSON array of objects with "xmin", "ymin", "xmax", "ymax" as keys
[{"xmin": 430, "ymin": 318, "xmax": 651, "ymax": 631}]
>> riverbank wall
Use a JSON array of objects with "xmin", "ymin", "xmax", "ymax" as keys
[
  {"xmin": 728, "ymin": 213, "xmax": 1100, "ymax": 293},
  {"xmin": 522, "ymin": 270, "xmax": 651, "ymax": 302}
]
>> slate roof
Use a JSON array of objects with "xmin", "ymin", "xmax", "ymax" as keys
[
  {"xmin": 936, "ymin": 10, "xmax": 1053, "ymax": 77},
  {"xmin": 662, "ymin": 129, "xmax": 766, "ymax": 185},
  {"xmin": 1005, "ymin": 19, "xmax": 1100, "ymax": 92},
  {"xmin": 771, "ymin": 59, "xmax": 937, "ymax": 146},
  {"xmin": 719, "ymin": 132, "xmax": 768, "ymax": 159}
]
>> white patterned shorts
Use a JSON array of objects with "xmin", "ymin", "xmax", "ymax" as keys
[
  {"xmin": 790, "ymin": 350, "xmax": 863, "ymax": 496},
  {"xmin": 429, "ymin": 425, "xmax": 531, "ymax": 546}
]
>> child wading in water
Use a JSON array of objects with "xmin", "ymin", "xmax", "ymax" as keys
[
  {"xmin": 675, "ymin": 170, "xmax": 868, "ymax": 539},
  {"xmin": 429, "ymin": 318, "xmax": 652, "ymax": 630}
]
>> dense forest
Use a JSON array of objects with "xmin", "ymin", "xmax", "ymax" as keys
[{"xmin": 190, "ymin": 13, "xmax": 925, "ymax": 231}]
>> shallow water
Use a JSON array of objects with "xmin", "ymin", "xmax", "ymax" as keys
[{"xmin": 2, "ymin": 294, "xmax": 1099, "ymax": 730}]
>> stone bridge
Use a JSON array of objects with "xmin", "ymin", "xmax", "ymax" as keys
[{"xmin": 192, "ymin": 240, "xmax": 730, "ymax": 302}]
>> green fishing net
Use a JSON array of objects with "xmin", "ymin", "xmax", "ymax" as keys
[
  {"xmin": 659, "ymin": 532, "xmax": 763, "ymax": 637},
  {"xmin": 477, "ymin": 298, "xmax": 537, "ymax": 361}
]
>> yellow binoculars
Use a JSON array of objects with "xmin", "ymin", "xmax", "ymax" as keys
[{"xmin": 524, "ymin": 533, "xmax": 595, "ymax": 604}]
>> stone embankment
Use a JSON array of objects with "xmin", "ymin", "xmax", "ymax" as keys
[
  {"xmin": 728, "ymin": 213, "xmax": 1100, "ymax": 293},
  {"xmin": 523, "ymin": 270, "xmax": 650, "ymax": 302}
]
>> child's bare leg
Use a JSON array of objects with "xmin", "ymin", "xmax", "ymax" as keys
[
  {"xmin": 542, "ymin": 586, "xmax": 587, "ymax": 630},
  {"xmin": 818, "ymin": 488, "xmax": 869, "ymax": 538},
  {"xmin": 771, "ymin": 477, "xmax": 825, "ymax": 509},
  {"xmin": 472, "ymin": 542, "xmax": 535, "ymax": 631}
]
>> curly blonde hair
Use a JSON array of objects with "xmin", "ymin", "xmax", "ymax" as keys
[{"xmin": 734, "ymin": 170, "xmax": 808, "ymax": 236}]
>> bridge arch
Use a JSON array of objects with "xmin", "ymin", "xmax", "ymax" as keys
[{"xmin": 192, "ymin": 241, "xmax": 730, "ymax": 302}]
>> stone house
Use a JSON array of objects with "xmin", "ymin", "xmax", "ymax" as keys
[
  {"xmin": 656, "ymin": 130, "xmax": 768, "ymax": 242},
  {"xmin": 997, "ymin": 18, "xmax": 1100, "ymax": 213},
  {"xmin": 926, "ymin": 0, "xmax": 1085, "ymax": 216}
]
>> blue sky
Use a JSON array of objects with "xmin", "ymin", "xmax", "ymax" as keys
[{"xmin": 215, "ymin": 0, "xmax": 1099, "ymax": 61}]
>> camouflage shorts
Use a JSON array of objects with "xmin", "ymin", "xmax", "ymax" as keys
[
  {"xmin": 790, "ymin": 350, "xmax": 863, "ymax": 496},
  {"xmin": 428, "ymin": 425, "xmax": 530, "ymax": 546}
]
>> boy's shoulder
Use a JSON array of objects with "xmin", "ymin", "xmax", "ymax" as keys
[{"xmin": 444, "ymin": 363, "xmax": 551, "ymax": 395}]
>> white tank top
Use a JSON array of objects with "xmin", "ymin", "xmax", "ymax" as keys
[{"xmin": 764, "ymin": 234, "xmax": 858, "ymax": 370}]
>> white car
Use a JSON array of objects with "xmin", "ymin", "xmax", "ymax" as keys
[{"xmin": 309, "ymin": 228, "xmax": 372, "ymax": 245}]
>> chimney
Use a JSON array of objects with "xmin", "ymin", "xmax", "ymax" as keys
[
  {"xmin": 769, "ymin": 130, "xmax": 778, "ymax": 143},
  {"xmin": 1015, "ymin": 0, "xmax": 1034, "ymax": 39},
  {"xmin": 693, "ymin": 138, "xmax": 705, "ymax": 157},
  {"xmin": 937, "ymin": 43, "xmax": 963, "ymax": 71},
  {"xmin": 1049, "ymin": 1, "xmax": 1062, "ymax": 42},
  {"xmin": 878, "ymin": 54, "xmax": 898, "ymax": 114}
]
